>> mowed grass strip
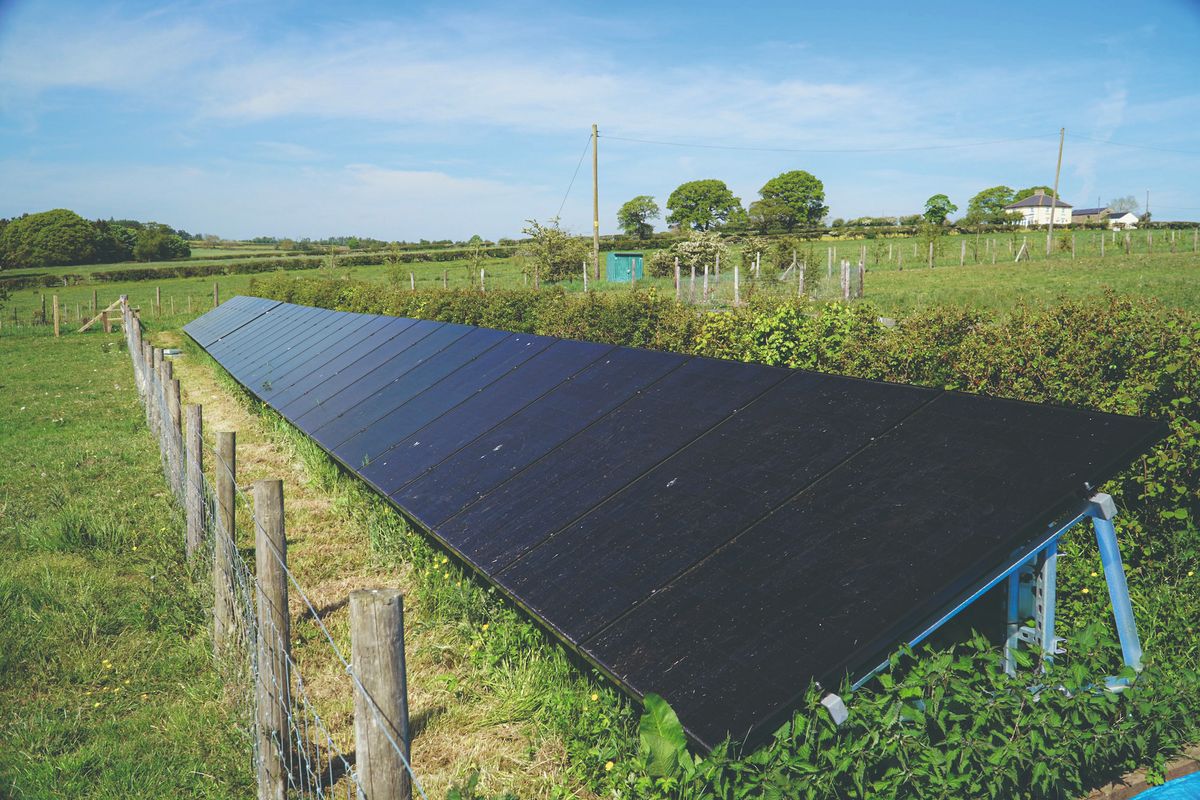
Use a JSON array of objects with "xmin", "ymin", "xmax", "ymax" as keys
[{"xmin": 0, "ymin": 328, "xmax": 251, "ymax": 799}]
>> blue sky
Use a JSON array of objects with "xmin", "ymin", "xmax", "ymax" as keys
[{"xmin": 1, "ymin": 0, "xmax": 1198, "ymax": 240}]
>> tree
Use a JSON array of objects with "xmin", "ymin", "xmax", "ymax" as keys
[
  {"xmin": 133, "ymin": 227, "xmax": 190, "ymax": 261},
  {"xmin": 520, "ymin": 218, "xmax": 589, "ymax": 282},
  {"xmin": 757, "ymin": 170, "xmax": 828, "ymax": 231},
  {"xmin": 617, "ymin": 196, "xmax": 660, "ymax": 239},
  {"xmin": 923, "ymin": 194, "xmax": 958, "ymax": 225},
  {"xmin": 0, "ymin": 209, "xmax": 98, "ymax": 268},
  {"xmin": 965, "ymin": 186, "xmax": 1017, "ymax": 225},
  {"xmin": 747, "ymin": 198, "xmax": 791, "ymax": 234},
  {"xmin": 665, "ymin": 180, "xmax": 742, "ymax": 231},
  {"xmin": 1013, "ymin": 185, "xmax": 1055, "ymax": 202},
  {"xmin": 1108, "ymin": 195, "xmax": 1139, "ymax": 213}
]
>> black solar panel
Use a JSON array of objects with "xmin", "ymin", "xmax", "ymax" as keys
[{"xmin": 184, "ymin": 298, "xmax": 1166, "ymax": 750}]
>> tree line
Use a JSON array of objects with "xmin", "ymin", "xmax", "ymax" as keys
[
  {"xmin": 0, "ymin": 209, "xmax": 193, "ymax": 269},
  {"xmin": 615, "ymin": 175, "xmax": 1149, "ymax": 238}
]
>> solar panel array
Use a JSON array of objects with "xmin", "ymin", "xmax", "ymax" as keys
[{"xmin": 185, "ymin": 296, "xmax": 1165, "ymax": 749}]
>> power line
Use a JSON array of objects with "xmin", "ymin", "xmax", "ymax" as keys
[
  {"xmin": 555, "ymin": 132, "xmax": 593, "ymax": 220},
  {"xmin": 1071, "ymin": 133, "xmax": 1200, "ymax": 156},
  {"xmin": 599, "ymin": 132, "xmax": 1057, "ymax": 154}
]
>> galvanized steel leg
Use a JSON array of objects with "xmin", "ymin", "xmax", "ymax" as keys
[{"xmin": 1088, "ymin": 493, "xmax": 1143, "ymax": 672}]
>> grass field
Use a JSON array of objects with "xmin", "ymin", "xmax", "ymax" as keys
[
  {"xmin": 0, "ymin": 328, "xmax": 251, "ymax": 798},
  {"xmin": 4, "ymin": 228, "xmax": 1197, "ymax": 330}
]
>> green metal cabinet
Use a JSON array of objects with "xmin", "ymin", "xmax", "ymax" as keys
[{"xmin": 605, "ymin": 252, "xmax": 644, "ymax": 282}]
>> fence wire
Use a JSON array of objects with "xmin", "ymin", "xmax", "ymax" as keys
[{"xmin": 121, "ymin": 302, "xmax": 426, "ymax": 800}]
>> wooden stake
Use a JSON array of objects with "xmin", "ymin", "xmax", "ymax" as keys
[
  {"xmin": 409, "ymin": 272, "xmax": 415, "ymax": 292},
  {"xmin": 185, "ymin": 404, "xmax": 204, "ymax": 559},
  {"xmin": 168, "ymin": 377, "xmax": 183, "ymax": 499},
  {"xmin": 102, "ymin": 310, "xmax": 111, "ymax": 334},
  {"xmin": 689, "ymin": 263, "xmax": 696, "ymax": 303},
  {"xmin": 858, "ymin": 261, "xmax": 865, "ymax": 298},
  {"xmin": 442, "ymin": 270, "xmax": 448, "ymax": 289},
  {"xmin": 155, "ymin": 286, "xmax": 161, "ymax": 317},
  {"xmin": 582, "ymin": 260, "xmax": 588, "ymax": 292},
  {"xmin": 733, "ymin": 261, "xmax": 740, "ymax": 306},
  {"xmin": 480, "ymin": 269, "xmax": 485, "ymax": 291},
  {"xmin": 703, "ymin": 263, "xmax": 709, "ymax": 303},
  {"xmin": 351, "ymin": 588, "xmax": 412, "ymax": 800},
  {"xmin": 960, "ymin": 239, "xmax": 965, "ymax": 266},
  {"xmin": 715, "ymin": 252, "xmax": 720, "ymax": 284},
  {"xmin": 213, "ymin": 431, "xmax": 236, "ymax": 656},
  {"xmin": 928, "ymin": 241, "xmax": 934, "ymax": 269},
  {"xmin": 53, "ymin": 295, "xmax": 60, "ymax": 338},
  {"xmin": 674, "ymin": 257, "xmax": 681, "ymax": 301},
  {"xmin": 798, "ymin": 260, "xmax": 805, "ymax": 297},
  {"xmin": 254, "ymin": 479, "xmax": 290, "ymax": 800},
  {"xmin": 91, "ymin": 289, "xmax": 98, "ymax": 315},
  {"xmin": 213, "ymin": 282, "xmax": 219, "ymax": 308}
]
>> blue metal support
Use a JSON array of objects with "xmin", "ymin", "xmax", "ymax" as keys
[
  {"xmin": 852, "ymin": 490, "xmax": 1145, "ymax": 691},
  {"xmin": 1087, "ymin": 493, "xmax": 1143, "ymax": 672}
]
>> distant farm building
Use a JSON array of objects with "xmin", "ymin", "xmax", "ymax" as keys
[
  {"xmin": 1107, "ymin": 211, "xmax": 1139, "ymax": 229},
  {"xmin": 1072, "ymin": 207, "xmax": 1110, "ymax": 224},
  {"xmin": 1005, "ymin": 189, "xmax": 1072, "ymax": 226}
]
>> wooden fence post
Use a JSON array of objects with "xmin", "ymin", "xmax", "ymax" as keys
[
  {"xmin": 102, "ymin": 310, "xmax": 111, "ymax": 334},
  {"xmin": 702, "ymin": 263, "xmax": 709, "ymax": 303},
  {"xmin": 92, "ymin": 289, "xmax": 98, "ymax": 315},
  {"xmin": 53, "ymin": 295, "xmax": 60, "ymax": 338},
  {"xmin": 798, "ymin": 261, "xmax": 805, "ymax": 297},
  {"xmin": 40, "ymin": 294, "xmax": 46, "ymax": 325},
  {"xmin": 155, "ymin": 286, "xmax": 161, "ymax": 317},
  {"xmin": 351, "ymin": 588, "xmax": 412, "ymax": 800},
  {"xmin": 858, "ymin": 261, "xmax": 865, "ymax": 298},
  {"xmin": 214, "ymin": 431, "xmax": 237, "ymax": 655},
  {"xmin": 733, "ymin": 261, "xmax": 740, "ymax": 306},
  {"xmin": 582, "ymin": 260, "xmax": 588, "ymax": 292},
  {"xmin": 480, "ymin": 269, "xmax": 485, "ymax": 292},
  {"xmin": 689, "ymin": 263, "xmax": 696, "ymax": 303},
  {"xmin": 254, "ymin": 479, "xmax": 290, "ymax": 800},
  {"xmin": 185, "ymin": 405, "xmax": 204, "ymax": 559},
  {"xmin": 167, "ymin": 372, "xmax": 183, "ymax": 499},
  {"xmin": 213, "ymin": 282, "xmax": 220, "ymax": 308},
  {"xmin": 674, "ymin": 257, "xmax": 680, "ymax": 301}
]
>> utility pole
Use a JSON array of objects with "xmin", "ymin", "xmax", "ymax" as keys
[
  {"xmin": 1047, "ymin": 127, "xmax": 1065, "ymax": 255},
  {"xmin": 1146, "ymin": 189, "xmax": 1150, "ymax": 220},
  {"xmin": 592, "ymin": 123, "xmax": 600, "ymax": 280}
]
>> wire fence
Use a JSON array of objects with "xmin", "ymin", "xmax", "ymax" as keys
[{"xmin": 119, "ymin": 297, "xmax": 425, "ymax": 800}]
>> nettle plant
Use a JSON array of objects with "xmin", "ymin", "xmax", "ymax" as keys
[{"xmin": 622, "ymin": 629, "xmax": 1200, "ymax": 800}]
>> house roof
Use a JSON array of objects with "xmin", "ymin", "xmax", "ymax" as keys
[
  {"xmin": 1005, "ymin": 191, "xmax": 1073, "ymax": 210},
  {"xmin": 1073, "ymin": 207, "xmax": 1109, "ymax": 216},
  {"xmin": 1108, "ymin": 211, "xmax": 1137, "ymax": 219}
]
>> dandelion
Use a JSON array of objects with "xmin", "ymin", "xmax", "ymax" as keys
[
  {"xmin": 605, "ymin": 761, "xmax": 614, "ymax": 772},
  {"xmin": 93, "ymin": 702, "xmax": 101, "ymax": 708},
  {"xmin": 1090, "ymin": 571, "xmax": 1098, "ymax": 577},
  {"xmin": 1081, "ymin": 588, "xmax": 1090, "ymax": 594},
  {"xmin": 123, "ymin": 679, "xmax": 131, "ymax": 685},
  {"xmin": 443, "ymin": 571, "xmax": 449, "ymax": 579},
  {"xmin": 591, "ymin": 693, "xmax": 599, "ymax": 702},
  {"xmin": 132, "ymin": 546, "xmax": 138, "ymax": 552},
  {"xmin": 481, "ymin": 623, "xmax": 489, "ymax": 632},
  {"xmin": 141, "ymin": 693, "xmax": 149, "ymax": 700},
  {"xmin": 1189, "ymin": 571, "xmax": 1195, "ymax": 577}
]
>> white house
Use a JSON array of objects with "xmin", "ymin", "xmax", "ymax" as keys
[
  {"xmin": 1004, "ymin": 189, "xmax": 1072, "ymax": 226},
  {"xmin": 1106, "ymin": 211, "xmax": 1139, "ymax": 230}
]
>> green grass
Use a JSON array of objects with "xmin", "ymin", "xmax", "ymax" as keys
[
  {"xmin": 0, "ymin": 327, "xmax": 251, "ymax": 798},
  {"xmin": 7, "ymin": 227, "xmax": 1198, "ymax": 331}
]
